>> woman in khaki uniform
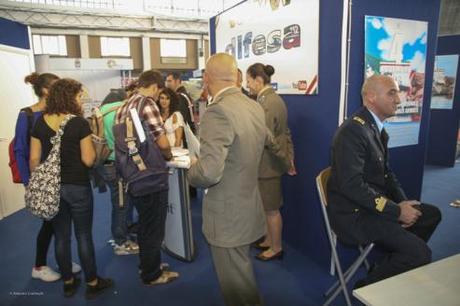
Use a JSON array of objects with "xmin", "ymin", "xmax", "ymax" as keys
[{"xmin": 246, "ymin": 63, "xmax": 296, "ymax": 261}]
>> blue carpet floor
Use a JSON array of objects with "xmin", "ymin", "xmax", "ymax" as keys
[
  {"xmin": 0, "ymin": 190, "xmax": 338, "ymax": 306},
  {"xmin": 421, "ymin": 162, "xmax": 460, "ymax": 260},
  {"xmin": 0, "ymin": 162, "xmax": 458, "ymax": 306}
]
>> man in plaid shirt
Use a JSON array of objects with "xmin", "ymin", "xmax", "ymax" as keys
[
  {"xmin": 116, "ymin": 72, "xmax": 172, "ymax": 160},
  {"xmin": 116, "ymin": 69, "xmax": 177, "ymax": 285}
]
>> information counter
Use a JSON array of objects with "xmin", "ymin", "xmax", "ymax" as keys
[{"xmin": 163, "ymin": 149, "xmax": 195, "ymax": 262}]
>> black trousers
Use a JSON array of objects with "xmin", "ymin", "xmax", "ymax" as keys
[
  {"xmin": 359, "ymin": 203, "xmax": 441, "ymax": 286},
  {"xmin": 35, "ymin": 220, "xmax": 54, "ymax": 267},
  {"xmin": 129, "ymin": 190, "xmax": 168, "ymax": 283}
]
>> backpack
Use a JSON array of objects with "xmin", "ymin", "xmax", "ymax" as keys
[
  {"xmin": 25, "ymin": 114, "xmax": 75, "ymax": 220},
  {"xmin": 89, "ymin": 104, "xmax": 122, "ymax": 166},
  {"xmin": 9, "ymin": 107, "xmax": 34, "ymax": 183},
  {"xmin": 113, "ymin": 98, "xmax": 168, "ymax": 197}
]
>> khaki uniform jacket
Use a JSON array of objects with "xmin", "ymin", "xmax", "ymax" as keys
[
  {"xmin": 257, "ymin": 87, "xmax": 294, "ymax": 178},
  {"xmin": 187, "ymin": 87, "xmax": 267, "ymax": 248}
]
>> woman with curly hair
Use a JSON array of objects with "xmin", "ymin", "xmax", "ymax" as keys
[
  {"xmin": 14, "ymin": 73, "xmax": 81, "ymax": 282},
  {"xmin": 29, "ymin": 78, "xmax": 113, "ymax": 299},
  {"xmin": 157, "ymin": 87, "xmax": 185, "ymax": 148}
]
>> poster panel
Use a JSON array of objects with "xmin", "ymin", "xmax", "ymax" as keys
[
  {"xmin": 215, "ymin": 0, "xmax": 319, "ymax": 95},
  {"xmin": 431, "ymin": 55, "xmax": 459, "ymax": 110},
  {"xmin": 365, "ymin": 16, "xmax": 428, "ymax": 148}
]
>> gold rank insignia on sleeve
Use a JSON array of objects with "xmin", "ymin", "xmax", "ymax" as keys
[
  {"xmin": 375, "ymin": 196, "xmax": 387, "ymax": 212},
  {"xmin": 353, "ymin": 116, "xmax": 365, "ymax": 125}
]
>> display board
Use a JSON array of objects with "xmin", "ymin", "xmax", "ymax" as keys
[
  {"xmin": 431, "ymin": 54, "xmax": 459, "ymax": 110},
  {"xmin": 214, "ymin": 0, "xmax": 319, "ymax": 94},
  {"xmin": 364, "ymin": 16, "xmax": 428, "ymax": 148}
]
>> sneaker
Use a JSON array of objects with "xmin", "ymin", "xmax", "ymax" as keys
[
  {"xmin": 32, "ymin": 266, "xmax": 61, "ymax": 282},
  {"xmin": 64, "ymin": 277, "xmax": 81, "ymax": 298},
  {"xmin": 55, "ymin": 262, "xmax": 82, "ymax": 274},
  {"xmin": 144, "ymin": 270, "xmax": 179, "ymax": 286},
  {"xmin": 72, "ymin": 262, "xmax": 82, "ymax": 274},
  {"xmin": 85, "ymin": 277, "xmax": 113, "ymax": 300},
  {"xmin": 113, "ymin": 240, "xmax": 139, "ymax": 255}
]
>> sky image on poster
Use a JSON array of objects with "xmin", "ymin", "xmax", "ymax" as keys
[
  {"xmin": 365, "ymin": 16, "xmax": 428, "ymax": 148},
  {"xmin": 214, "ymin": 0, "xmax": 319, "ymax": 95},
  {"xmin": 431, "ymin": 55, "xmax": 459, "ymax": 110}
]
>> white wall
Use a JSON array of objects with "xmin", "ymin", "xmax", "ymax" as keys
[
  {"xmin": 51, "ymin": 70, "xmax": 121, "ymax": 103},
  {"xmin": 0, "ymin": 44, "xmax": 35, "ymax": 219},
  {"xmin": 46, "ymin": 70, "xmax": 122, "ymax": 117}
]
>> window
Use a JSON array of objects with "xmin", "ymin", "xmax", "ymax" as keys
[
  {"xmin": 9, "ymin": 0, "xmax": 115, "ymax": 9},
  {"xmin": 100, "ymin": 37, "xmax": 130, "ymax": 57},
  {"xmin": 160, "ymin": 39, "xmax": 186, "ymax": 58},
  {"xmin": 32, "ymin": 35, "xmax": 67, "ymax": 56}
]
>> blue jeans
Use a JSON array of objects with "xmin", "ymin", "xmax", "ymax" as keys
[
  {"xmin": 102, "ymin": 164, "xmax": 129, "ymax": 245},
  {"xmin": 129, "ymin": 190, "xmax": 168, "ymax": 283},
  {"xmin": 52, "ymin": 184, "xmax": 97, "ymax": 282}
]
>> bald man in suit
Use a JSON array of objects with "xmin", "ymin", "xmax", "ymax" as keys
[{"xmin": 188, "ymin": 53, "xmax": 268, "ymax": 306}]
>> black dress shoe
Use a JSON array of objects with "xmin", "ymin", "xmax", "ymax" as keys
[
  {"xmin": 64, "ymin": 278, "xmax": 81, "ymax": 298},
  {"xmin": 85, "ymin": 277, "xmax": 113, "ymax": 300},
  {"xmin": 255, "ymin": 250, "xmax": 284, "ymax": 261}
]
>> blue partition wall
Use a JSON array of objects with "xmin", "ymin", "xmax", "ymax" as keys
[
  {"xmin": 0, "ymin": 17, "xmax": 29, "ymax": 49},
  {"xmin": 212, "ymin": 0, "xmax": 441, "ymax": 268},
  {"xmin": 426, "ymin": 35, "xmax": 460, "ymax": 167}
]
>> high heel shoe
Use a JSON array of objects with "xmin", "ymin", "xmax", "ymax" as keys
[
  {"xmin": 255, "ymin": 250, "xmax": 284, "ymax": 261},
  {"xmin": 252, "ymin": 242, "xmax": 270, "ymax": 251}
]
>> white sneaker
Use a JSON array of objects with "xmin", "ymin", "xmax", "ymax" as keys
[
  {"xmin": 54, "ymin": 262, "xmax": 82, "ymax": 274},
  {"xmin": 31, "ymin": 266, "xmax": 61, "ymax": 282},
  {"xmin": 72, "ymin": 262, "xmax": 81, "ymax": 274}
]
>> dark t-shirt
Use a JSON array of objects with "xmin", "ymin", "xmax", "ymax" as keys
[{"xmin": 31, "ymin": 115, "xmax": 92, "ymax": 185}]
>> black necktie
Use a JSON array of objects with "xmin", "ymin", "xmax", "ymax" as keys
[{"xmin": 381, "ymin": 128, "xmax": 389, "ymax": 149}]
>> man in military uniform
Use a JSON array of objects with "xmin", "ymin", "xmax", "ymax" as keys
[{"xmin": 327, "ymin": 74, "xmax": 441, "ymax": 287}]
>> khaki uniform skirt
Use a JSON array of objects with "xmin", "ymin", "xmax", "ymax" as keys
[{"xmin": 258, "ymin": 177, "xmax": 283, "ymax": 211}]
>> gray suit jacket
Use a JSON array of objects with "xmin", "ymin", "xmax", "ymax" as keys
[
  {"xmin": 187, "ymin": 87, "xmax": 266, "ymax": 248},
  {"xmin": 258, "ymin": 87, "xmax": 294, "ymax": 178}
]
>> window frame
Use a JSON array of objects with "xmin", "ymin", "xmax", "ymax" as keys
[
  {"xmin": 32, "ymin": 34, "xmax": 68, "ymax": 56},
  {"xmin": 100, "ymin": 36, "xmax": 131, "ymax": 57}
]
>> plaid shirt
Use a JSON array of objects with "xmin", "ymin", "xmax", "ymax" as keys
[{"xmin": 116, "ymin": 93, "xmax": 165, "ymax": 139}]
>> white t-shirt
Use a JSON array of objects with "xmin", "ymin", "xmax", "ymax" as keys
[{"xmin": 164, "ymin": 111, "xmax": 185, "ymax": 147}]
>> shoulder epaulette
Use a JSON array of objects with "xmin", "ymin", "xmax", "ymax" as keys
[{"xmin": 353, "ymin": 116, "xmax": 365, "ymax": 125}]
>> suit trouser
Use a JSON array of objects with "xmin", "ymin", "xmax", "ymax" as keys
[
  {"xmin": 210, "ymin": 244, "xmax": 262, "ymax": 306},
  {"xmin": 361, "ymin": 203, "xmax": 441, "ymax": 285}
]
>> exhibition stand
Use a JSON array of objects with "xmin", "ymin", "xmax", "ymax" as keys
[{"xmin": 164, "ymin": 149, "xmax": 195, "ymax": 262}]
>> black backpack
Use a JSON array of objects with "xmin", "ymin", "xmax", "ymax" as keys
[{"xmin": 113, "ymin": 98, "xmax": 168, "ymax": 197}]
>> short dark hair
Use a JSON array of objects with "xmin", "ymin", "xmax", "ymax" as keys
[
  {"xmin": 246, "ymin": 63, "xmax": 275, "ymax": 85},
  {"xmin": 138, "ymin": 70, "xmax": 164, "ymax": 89},
  {"xmin": 101, "ymin": 88, "xmax": 126, "ymax": 106},
  {"xmin": 24, "ymin": 72, "xmax": 59, "ymax": 98},
  {"xmin": 45, "ymin": 78, "xmax": 83, "ymax": 116},
  {"xmin": 125, "ymin": 79, "xmax": 138, "ymax": 93},
  {"xmin": 157, "ymin": 87, "xmax": 180, "ymax": 118},
  {"xmin": 167, "ymin": 72, "xmax": 181, "ymax": 80}
]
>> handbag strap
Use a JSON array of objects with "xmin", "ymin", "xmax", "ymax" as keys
[
  {"xmin": 180, "ymin": 93, "xmax": 195, "ymax": 123},
  {"xmin": 50, "ymin": 114, "xmax": 76, "ymax": 148}
]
